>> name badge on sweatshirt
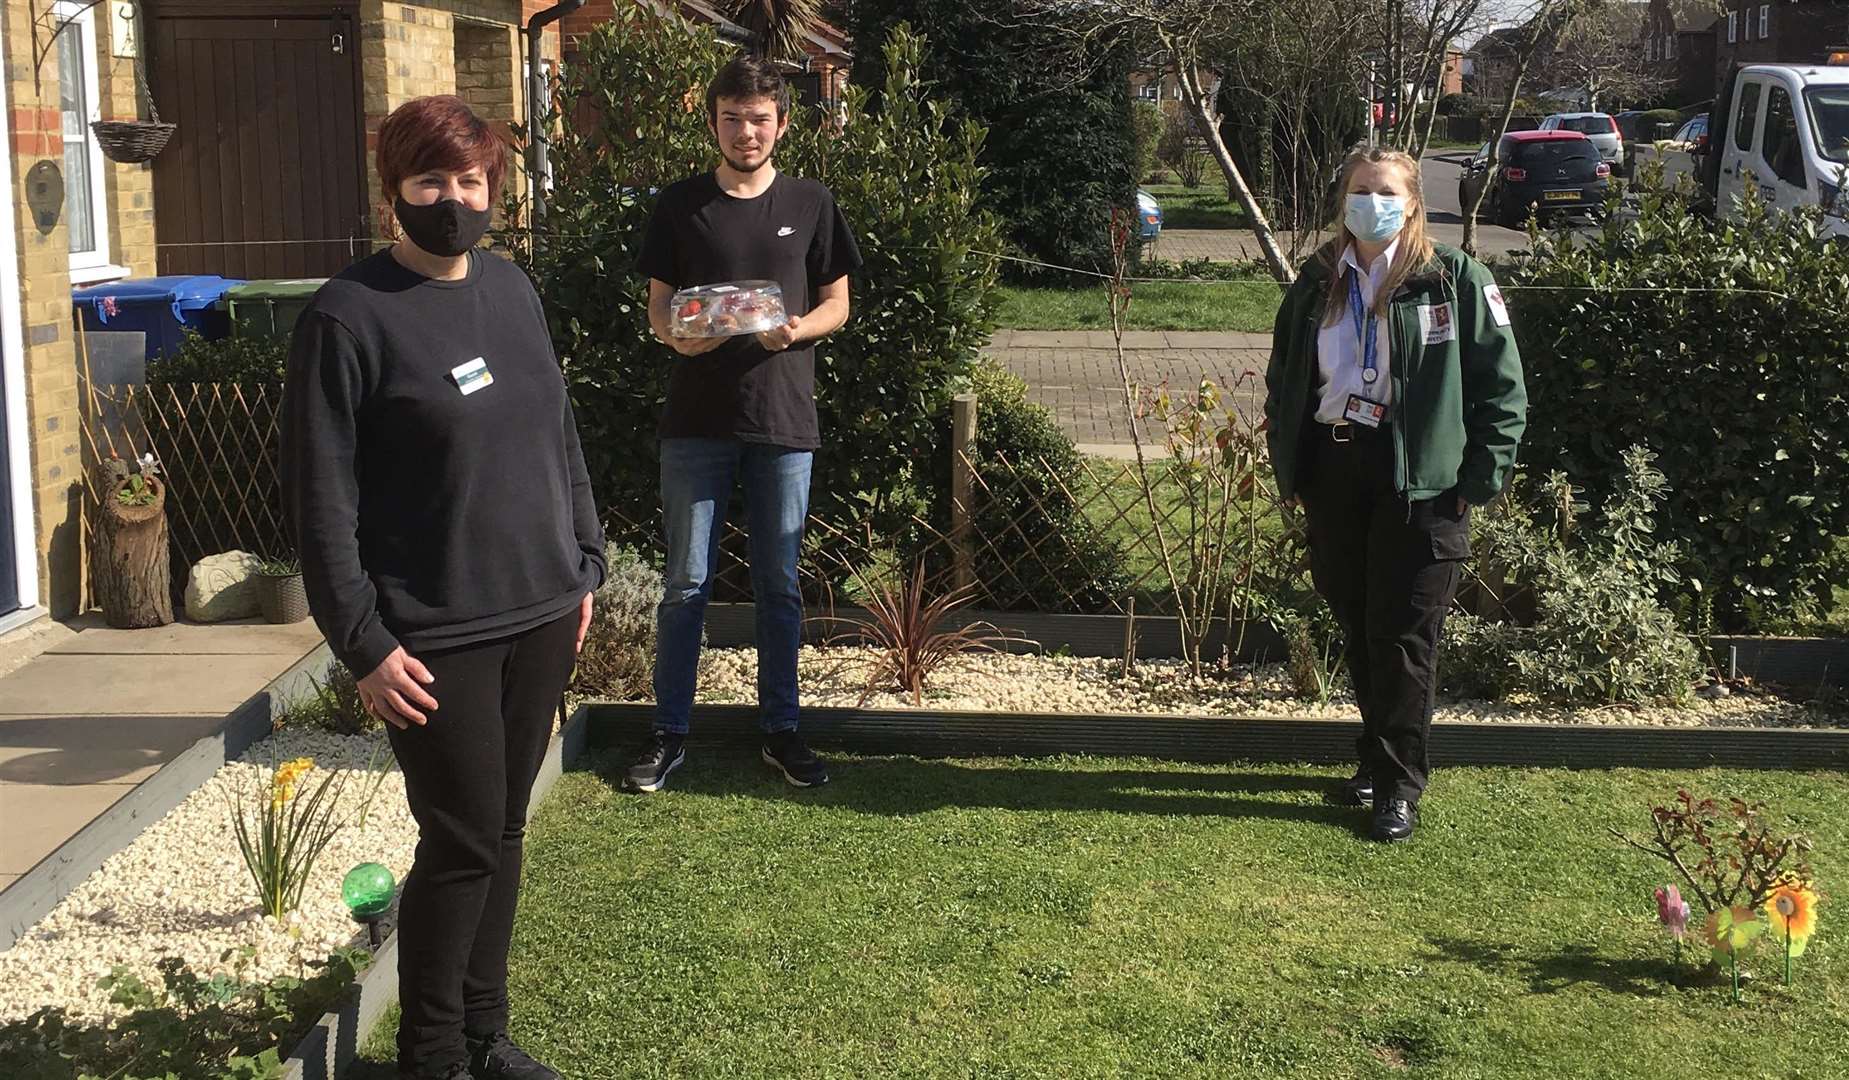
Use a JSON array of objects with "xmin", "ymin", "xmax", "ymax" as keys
[
  {"xmin": 450, "ymin": 357, "xmax": 493, "ymax": 396},
  {"xmin": 1419, "ymin": 302, "xmax": 1456, "ymax": 345}
]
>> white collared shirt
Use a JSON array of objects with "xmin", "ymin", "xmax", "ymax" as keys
[{"xmin": 1314, "ymin": 240, "xmax": 1397, "ymax": 424}]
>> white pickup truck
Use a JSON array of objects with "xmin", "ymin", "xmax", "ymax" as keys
[{"xmin": 1680, "ymin": 58, "xmax": 1849, "ymax": 235}]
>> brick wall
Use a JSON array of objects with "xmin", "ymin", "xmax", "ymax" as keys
[
  {"xmin": 93, "ymin": 7, "xmax": 155, "ymax": 277},
  {"xmin": 561, "ymin": 0, "xmax": 619, "ymax": 53},
  {"xmin": 1679, "ymin": 30, "xmax": 1718, "ymax": 105},
  {"xmin": 1715, "ymin": 0, "xmax": 1849, "ymax": 89},
  {"xmin": 454, "ymin": 19, "xmax": 520, "ymax": 123},
  {"xmin": 358, "ymin": 2, "xmax": 534, "ymax": 214},
  {"xmin": 3, "ymin": 0, "xmax": 87, "ymax": 615}
]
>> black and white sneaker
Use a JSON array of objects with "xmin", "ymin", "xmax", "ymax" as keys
[
  {"xmin": 467, "ymin": 1031, "xmax": 559, "ymax": 1080},
  {"xmin": 621, "ymin": 731, "xmax": 685, "ymax": 793},
  {"xmin": 762, "ymin": 730, "xmax": 828, "ymax": 787}
]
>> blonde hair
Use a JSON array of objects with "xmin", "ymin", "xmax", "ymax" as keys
[{"xmin": 1319, "ymin": 146, "xmax": 1437, "ymax": 327}]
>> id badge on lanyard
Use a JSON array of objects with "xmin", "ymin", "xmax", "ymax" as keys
[{"xmin": 1345, "ymin": 270, "xmax": 1388, "ymax": 429}]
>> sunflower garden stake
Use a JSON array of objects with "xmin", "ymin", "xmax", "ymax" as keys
[
  {"xmin": 1763, "ymin": 880, "xmax": 1820, "ymax": 987},
  {"xmin": 1704, "ymin": 906, "xmax": 1764, "ymax": 1003}
]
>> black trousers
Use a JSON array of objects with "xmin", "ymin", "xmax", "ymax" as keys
[
  {"xmin": 386, "ymin": 609, "xmax": 579, "ymax": 1075},
  {"xmin": 1300, "ymin": 422, "xmax": 1470, "ymax": 804}
]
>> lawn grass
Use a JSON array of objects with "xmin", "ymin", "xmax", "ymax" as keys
[
  {"xmin": 1144, "ymin": 182, "xmax": 1248, "ymax": 230},
  {"xmin": 360, "ymin": 752, "xmax": 1849, "ymax": 1079},
  {"xmin": 994, "ymin": 280, "xmax": 1283, "ymax": 333}
]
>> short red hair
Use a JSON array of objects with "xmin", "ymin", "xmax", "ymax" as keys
[{"xmin": 376, "ymin": 95, "xmax": 509, "ymax": 200}]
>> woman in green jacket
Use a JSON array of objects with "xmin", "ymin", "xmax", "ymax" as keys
[{"xmin": 1263, "ymin": 145, "xmax": 1527, "ymax": 843}]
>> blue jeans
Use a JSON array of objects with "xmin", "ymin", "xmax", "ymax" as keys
[{"xmin": 654, "ymin": 438, "xmax": 812, "ymax": 735}]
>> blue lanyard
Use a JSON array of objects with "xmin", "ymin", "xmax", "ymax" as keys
[{"xmin": 1347, "ymin": 269, "xmax": 1380, "ymax": 387}]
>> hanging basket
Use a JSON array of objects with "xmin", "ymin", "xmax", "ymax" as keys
[
  {"xmin": 90, "ymin": 3, "xmax": 175, "ymax": 166},
  {"xmin": 91, "ymin": 119, "xmax": 176, "ymax": 164}
]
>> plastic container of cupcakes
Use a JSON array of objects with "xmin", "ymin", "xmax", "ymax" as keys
[{"xmin": 669, "ymin": 280, "xmax": 788, "ymax": 338}]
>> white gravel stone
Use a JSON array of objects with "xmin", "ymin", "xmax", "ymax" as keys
[
  {"xmin": 0, "ymin": 728, "xmax": 414, "ymax": 1023},
  {"xmin": 694, "ymin": 646, "xmax": 1848, "ymax": 729}
]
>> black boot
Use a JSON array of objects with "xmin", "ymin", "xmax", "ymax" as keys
[
  {"xmin": 1323, "ymin": 767, "xmax": 1374, "ymax": 808},
  {"xmin": 1370, "ymin": 798, "xmax": 1417, "ymax": 843}
]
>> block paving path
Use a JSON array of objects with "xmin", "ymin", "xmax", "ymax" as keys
[{"xmin": 983, "ymin": 330, "xmax": 1272, "ymax": 453}]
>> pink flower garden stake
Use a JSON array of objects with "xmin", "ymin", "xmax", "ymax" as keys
[{"xmin": 1655, "ymin": 885, "xmax": 1691, "ymax": 964}]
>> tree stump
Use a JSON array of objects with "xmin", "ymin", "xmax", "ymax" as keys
[{"xmin": 94, "ymin": 464, "xmax": 175, "ymax": 628}]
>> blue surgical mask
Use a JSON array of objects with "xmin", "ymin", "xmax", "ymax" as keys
[{"xmin": 1345, "ymin": 194, "xmax": 1407, "ymax": 243}]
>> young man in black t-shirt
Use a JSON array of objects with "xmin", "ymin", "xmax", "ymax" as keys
[{"xmin": 626, "ymin": 55, "xmax": 862, "ymax": 793}]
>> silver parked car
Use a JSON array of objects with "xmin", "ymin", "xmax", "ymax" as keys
[{"xmin": 1538, "ymin": 112, "xmax": 1624, "ymax": 171}]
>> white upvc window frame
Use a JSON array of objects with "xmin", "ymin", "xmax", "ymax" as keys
[
  {"xmin": 1759, "ymin": 4, "xmax": 1770, "ymax": 40},
  {"xmin": 1728, "ymin": 11, "xmax": 1738, "ymax": 43},
  {"xmin": 0, "ymin": 40, "xmax": 44, "ymax": 618},
  {"xmin": 54, "ymin": 1, "xmax": 124, "ymax": 284}
]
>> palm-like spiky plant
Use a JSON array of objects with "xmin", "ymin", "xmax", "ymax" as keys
[
  {"xmin": 729, "ymin": 0, "xmax": 825, "ymax": 62},
  {"xmin": 816, "ymin": 559, "xmax": 1037, "ymax": 707}
]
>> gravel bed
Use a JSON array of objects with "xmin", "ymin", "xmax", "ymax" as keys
[
  {"xmin": 0, "ymin": 728, "xmax": 414, "ymax": 1023},
  {"xmin": 694, "ymin": 646, "xmax": 1848, "ymax": 729}
]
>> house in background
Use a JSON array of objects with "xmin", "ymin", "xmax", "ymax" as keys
[
  {"xmin": 1466, "ymin": 27, "xmax": 1533, "ymax": 103},
  {"xmin": 3, "ymin": 0, "xmax": 151, "ymax": 627},
  {"xmin": 1712, "ymin": 0, "xmax": 1849, "ymax": 94},
  {"xmin": 1641, "ymin": 0, "xmax": 1719, "ymax": 105},
  {"xmin": 145, "ymin": 1, "xmax": 557, "ymax": 279},
  {"xmin": 2, "ymin": 0, "xmax": 572, "ymax": 637},
  {"xmin": 1130, "ymin": 70, "xmax": 1187, "ymax": 103}
]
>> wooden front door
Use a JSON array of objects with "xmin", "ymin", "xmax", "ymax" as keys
[{"xmin": 148, "ymin": 12, "xmax": 369, "ymax": 278}]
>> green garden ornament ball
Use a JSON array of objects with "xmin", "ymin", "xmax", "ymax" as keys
[{"xmin": 342, "ymin": 862, "xmax": 395, "ymax": 919}]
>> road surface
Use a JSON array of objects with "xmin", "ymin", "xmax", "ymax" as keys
[{"xmin": 1146, "ymin": 152, "xmax": 1592, "ymax": 265}]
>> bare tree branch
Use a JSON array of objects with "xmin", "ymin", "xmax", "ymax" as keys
[{"xmin": 1012, "ymin": 0, "xmax": 1299, "ymax": 281}]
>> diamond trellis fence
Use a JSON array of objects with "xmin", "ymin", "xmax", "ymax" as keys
[
  {"xmin": 604, "ymin": 447, "xmax": 1310, "ymax": 619},
  {"xmin": 73, "ymin": 376, "xmax": 1306, "ymax": 621},
  {"xmin": 81, "ymin": 382, "xmax": 288, "ymax": 605}
]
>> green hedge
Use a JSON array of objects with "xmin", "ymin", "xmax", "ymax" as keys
[
  {"xmin": 521, "ymin": 13, "xmax": 1002, "ymax": 553},
  {"xmin": 1503, "ymin": 189, "xmax": 1849, "ymax": 630},
  {"xmin": 144, "ymin": 332, "xmax": 287, "ymax": 385},
  {"xmin": 841, "ymin": 0, "xmax": 1139, "ymax": 278}
]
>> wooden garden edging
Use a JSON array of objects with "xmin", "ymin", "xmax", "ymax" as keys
[
  {"xmin": 587, "ymin": 702, "xmax": 1849, "ymax": 771},
  {"xmin": 279, "ymin": 705, "xmax": 591, "ymax": 1080}
]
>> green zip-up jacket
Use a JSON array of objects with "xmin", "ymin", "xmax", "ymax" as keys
[{"xmin": 1263, "ymin": 242, "xmax": 1527, "ymax": 505}]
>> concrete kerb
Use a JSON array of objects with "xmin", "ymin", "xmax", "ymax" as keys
[
  {"xmin": 0, "ymin": 640, "xmax": 336, "ymax": 952},
  {"xmin": 279, "ymin": 705, "xmax": 592, "ymax": 1080}
]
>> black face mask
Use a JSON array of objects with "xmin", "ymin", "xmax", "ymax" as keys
[{"xmin": 393, "ymin": 197, "xmax": 490, "ymax": 258}]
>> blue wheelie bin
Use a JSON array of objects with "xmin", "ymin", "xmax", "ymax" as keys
[{"xmin": 71, "ymin": 275, "xmax": 244, "ymax": 362}]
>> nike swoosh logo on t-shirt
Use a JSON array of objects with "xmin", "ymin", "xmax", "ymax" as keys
[{"xmin": 777, "ymin": 226, "xmax": 795, "ymax": 237}]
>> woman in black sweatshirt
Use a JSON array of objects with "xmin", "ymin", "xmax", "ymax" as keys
[{"xmin": 281, "ymin": 95, "xmax": 603, "ymax": 1080}]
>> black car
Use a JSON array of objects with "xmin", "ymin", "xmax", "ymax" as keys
[{"xmin": 1458, "ymin": 130, "xmax": 1612, "ymax": 228}]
